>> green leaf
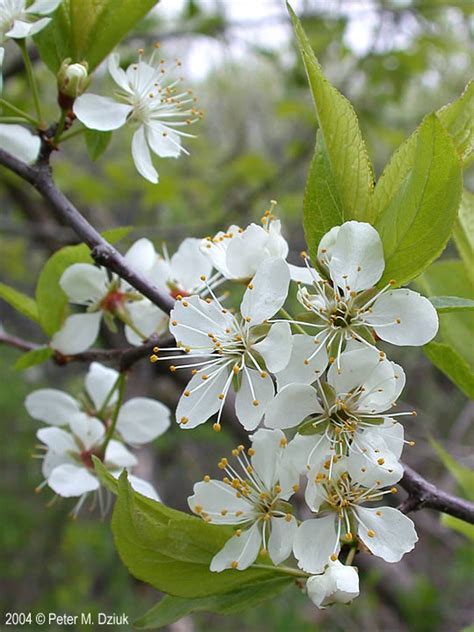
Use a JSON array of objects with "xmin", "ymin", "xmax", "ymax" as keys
[
  {"xmin": 85, "ymin": 129, "xmax": 113, "ymax": 161},
  {"xmin": 374, "ymin": 114, "xmax": 462, "ymax": 286},
  {"xmin": 0, "ymin": 283, "xmax": 40, "ymax": 323},
  {"xmin": 34, "ymin": 0, "xmax": 159, "ymax": 72},
  {"xmin": 429, "ymin": 296, "xmax": 474, "ymax": 313},
  {"xmin": 35, "ymin": 228, "xmax": 132, "ymax": 337},
  {"xmin": 134, "ymin": 578, "xmax": 291, "ymax": 629},
  {"xmin": 288, "ymin": 4, "xmax": 374, "ymax": 254},
  {"xmin": 111, "ymin": 472, "xmax": 288, "ymax": 599},
  {"xmin": 453, "ymin": 190, "xmax": 474, "ymax": 281},
  {"xmin": 437, "ymin": 80, "xmax": 474, "ymax": 165},
  {"xmin": 430, "ymin": 439, "xmax": 474, "ymax": 500},
  {"xmin": 423, "ymin": 342, "xmax": 474, "ymax": 399},
  {"xmin": 14, "ymin": 347, "xmax": 54, "ymax": 371},
  {"xmin": 415, "ymin": 260, "xmax": 474, "ymax": 371},
  {"xmin": 303, "ymin": 132, "xmax": 344, "ymax": 260},
  {"xmin": 441, "ymin": 515, "xmax": 474, "ymax": 541}
]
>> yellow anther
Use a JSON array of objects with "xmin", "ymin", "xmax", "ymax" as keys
[
  {"xmin": 292, "ymin": 484, "xmax": 299, "ymax": 493},
  {"xmin": 184, "ymin": 346, "xmax": 191, "ymax": 353},
  {"xmin": 245, "ymin": 316, "xmax": 251, "ymax": 323},
  {"xmin": 213, "ymin": 422, "xmax": 222, "ymax": 432},
  {"xmin": 389, "ymin": 279, "xmax": 396, "ymax": 285},
  {"xmin": 300, "ymin": 250, "xmax": 308, "ymax": 259},
  {"xmin": 172, "ymin": 320, "xmax": 177, "ymax": 326},
  {"xmin": 274, "ymin": 484, "xmax": 282, "ymax": 494},
  {"xmin": 260, "ymin": 371, "xmax": 268, "ymax": 378},
  {"xmin": 194, "ymin": 504, "xmax": 203, "ymax": 513},
  {"xmin": 345, "ymin": 532, "xmax": 353, "ymax": 541},
  {"xmin": 252, "ymin": 400, "xmax": 259, "ymax": 407},
  {"xmin": 191, "ymin": 369, "xmax": 197, "ymax": 375},
  {"xmin": 237, "ymin": 445, "xmax": 244, "ymax": 452},
  {"xmin": 408, "ymin": 440, "xmax": 416, "ymax": 447},
  {"xmin": 231, "ymin": 561, "xmax": 238, "ymax": 569},
  {"xmin": 200, "ymin": 275, "xmax": 206, "ymax": 281},
  {"xmin": 203, "ymin": 475, "xmax": 210, "ymax": 482},
  {"xmin": 391, "ymin": 487, "xmax": 398, "ymax": 494},
  {"xmin": 246, "ymin": 465, "xmax": 254, "ymax": 473},
  {"xmin": 247, "ymin": 448, "xmax": 255, "ymax": 456},
  {"xmin": 218, "ymin": 458, "xmax": 228, "ymax": 469},
  {"xmin": 285, "ymin": 513, "xmax": 293, "ymax": 522},
  {"xmin": 235, "ymin": 529, "xmax": 242, "ymax": 537},
  {"xmin": 330, "ymin": 554, "xmax": 338, "ymax": 562},
  {"xmin": 153, "ymin": 346, "xmax": 160, "ymax": 353},
  {"xmin": 377, "ymin": 458, "xmax": 385, "ymax": 465},
  {"xmin": 206, "ymin": 298, "xmax": 212, "ymax": 304},
  {"xmin": 260, "ymin": 548, "xmax": 268, "ymax": 556},
  {"xmin": 233, "ymin": 365, "xmax": 240, "ymax": 375},
  {"xmin": 247, "ymin": 283, "xmax": 254, "ymax": 290},
  {"xmin": 280, "ymin": 438, "xmax": 288, "ymax": 448},
  {"xmin": 396, "ymin": 318, "xmax": 401, "ymax": 324},
  {"xmin": 220, "ymin": 509, "xmax": 228, "ymax": 516},
  {"xmin": 218, "ymin": 393, "xmax": 225, "ymax": 400},
  {"xmin": 182, "ymin": 301, "xmax": 189, "ymax": 307},
  {"xmin": 150, "ymin": 354, "xmax": 158, "ymax": 363},
  {"xmin": 329, "ymin": 356, "xmax": 335, "ymax": 364},
  {"xmin": 201, "ymin": 374, "xmax": 209, "ymax": 381},
  {"xmin": 180, "ymin": 416, "xmax": 188, "ymax": 425},
  {"xmin": 367, "ymin": 530, "xmax": 375, "ymax": 538},
  {"xmin": 232, "ymin": 449, "xmax": 239, "ymax": 457},
  {"xmin": 184, "ymin": 390, "xmax": 190, "ymax": 397},
  {"xmin": 223, "ymin": 477, "xmax": 230, "ymax": 484},
  {"xmin": 304, "ymin": 359, "xmax": 310, "ymax": 365},
  {"xmin": 411, "ymin": 411, "xmax": 417, "ymax": 417},
  {"xmin": 235, "ymin": 511, "xmax": 243, "ymax": 517},
  {"xmin": 376, "ymin": 511, "xmax": 382, "ymax": 516}
]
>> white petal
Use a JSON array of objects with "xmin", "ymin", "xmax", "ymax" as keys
[
  {"xmin": 107, "ymin": 53, "xmax": 131, "ymax": 92},
  {"xmin": 307, "ymin": 561, "xmax": 359, "ymax": 608},
  {"xmin": 252, "ymin": 321, "xmax": 292, "ymax": 373},
  {"xmin": 266, "ymin": 220, "xmax": 289, "ymax": 259},
  {"xmin": 365, "ymin": 289, "xmax": 439, "ymax": 346},
  {"xmin": 276, "ymin": 334, "xmax": 328, "ymax": 389},
  {"xmin": 105, "ymin": 439, "xmax": 137, "ymax": 469},
  {"xmin": 6, "ymin": 17, "xmax": 50, "ymax": 38},
  {"xmin": 293, "ymin": 516, "xmax": 339, "ymax": 574},
  {"xmin": 170, "ymin": 238, "xmax": 213, "ymax": 292},
  {"xmin": 188, "ymin": 480, "xmax": 252, "ymax": 524},
  {"xmin": 28, "ymin": 0, "xmax": 62, "ymax": 14},
  {"xmin": 240, "ymin": 258, "xmax": 290, "ymax": 325},
  {"xmin": 317, "ymin": 225, "xmax": 340, "ymax": 268},
  {"xmin": 51, "ymin": 311, "xmax": 102, "ymax": 355},
  {"xmin": 25, "ymin": 389, "xmax": 81, "ymax": 426},
  {"xmin": 132, "ymin": 126, "xmax": 158, "ymax": 183},
  {"xmin": 0, "ymin": 124, "xmax": 40, "ymax": 163},
  {"xmin": 282, "ymin": 432, "xmax": 332, "ymax": 477},
  {"xmin": 356, "ymin": 506, "xmax": 418, "ymax": 563},
  {"xmin": 170, "ymin": 294, "xmax": 232, "ymax": 348},
  {"xmin": 125, "ymin": 299, "xmax": 168, "ymax": 345},
  {"xmin": 330, "ymin": 221, "xmax": 384, "ymax": 292},
  {"xmin": 304, "ymin": 470, "xmax": 329, "ymax": 513},
  {"xmin": 73, "ymin": 94, "xmax": 131, "ymax": 131},
  {"xmin": 349, "ymin": 431, "xmax": 403, "ymax": 487},
  {"xmin": 124, "ymin": 238, "xmax": 157, "ymax": 279},
  {"xmin": 265, "ymin": 384, "xmax": 320, "ymax": 430},
  {"xmin": 175, "ymin": 365, "xmax": 231, "ymax": 429},
  {"xmin": 128, "ymin": 474, "xmax": 160, "ymax": 501},
  {"xmin": 48, "ymin": 463, "xmax": 99, "ymax": 497},
  {"xmin": 146, "ymin": 122, "xmax": 181, "ymax": 158},
  {"xmin": 250, "ymin": 428, "xmax": 287, "ymax": 490},
  {"xmin": 37, "ymin": 426, "xmax": 76, "ymax": 453},
  {"xmin": 70, "ymin": 414, "xmax": 105, "ymax": 450},
  {"xmin": 235, "ymin": 367, "xmax": 274, "ymax": 431},
  {"xmin": 85, "ymin": 362, "xmax": 119, "ymax": 411},
  {"xmin": 116, "ymin": 397, "xmax": 170, "ymax": 444},
  {"xmin": 288, "ymin": 264, "xmax": 321, "ymax": 285},
  {"xmin": 268, "ymin": 515, "xmax": 297, "ymax": 565},
  {"xmin": 42, "ymin": 450, "xmax": 72, "ymax": 478},
  {"xmin": 59, "ymin": 263, "xmax": 108, "ymax": 304},
  {"xmin": 210, "ymin": 522, "xmax": 261, "ymax": 572},
  {"xmin": 378, "ymin": 419, "xmax": 404, "ymax": 460},
  {"xmin": 225, "ymin": 224, "xmax": 269, "ymax": 280}
]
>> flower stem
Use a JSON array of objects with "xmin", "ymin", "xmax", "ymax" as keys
[
  {"xmin": 278, "ymin": 308, "xmax": 306, "ymax": 335},
  {"xmin": 251, "ymin": 563, "xmax": 310, "ymax": 579},
  {"xmin": 0, "ymin": 116, "xmax": 31, "ymax": 123},
  {"xmin": 57, "ymin": 127, "xmax": 85, "ymax": 143},
  {"xmin": 53, "ymin": 109, "xmax": 67, "ymax": 144},
  {"xmin": 17, "ymin": 39, "xmax": 43, "ymax": 126},
  {"xmin": 345, "ymin": 546, "xmax": 357, "ymax": 566},
  {"xmin": 97, "ymin": 374, "xmax": 121, "ymax": 419},
  {"xmin": 100, "ymin": 372, "xmax": 127, "ymax": 456},
  {"xmin": 0, "ymin": 97, "xmax": 38, "ymax": 125}
]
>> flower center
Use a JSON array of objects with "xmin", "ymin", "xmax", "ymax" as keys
[{"xmin": 100, "ymin": 290, "xmax": 126, "ymax": 313}]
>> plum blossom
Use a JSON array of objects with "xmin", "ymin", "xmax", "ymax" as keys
[
  {"xmin": 0, "ymin": 0, "xmax": 61, "ymax": 41},
  {"xmin": 294, "ymin": 221, "xmax": 438, "ymax": 368},
  {"xmin": 50, "ymin": 239, "xmax": 166, "ymax": 355},
  {"xmin": 293, "ymin": 457, "xmax": 417, "ymax": 574},
  {"xmin": 74, "ymin": 50, "xmax": 202, "ymax": 183},
  {"xmin": 36, "ymin": 415, "xmax": 159, "ymax": 511},
  {"xmin": 154, "ymin": 257, "xmax": 292, "ymax": 430},
  {"xmin": 201, "ymin": 207, "xmax": 311, "ymax": 284},
  {"xmin": 265, "ymin": 345, "xmax": 409, "ymax": 483},
  {"xmin": 25, "ymin": 362, "xmax": 171, "ymax": 445},
  {"xmin": 188, "ymin": 429, "xmax": 298, "ymax": 571},
  {"xmin": 306, "ymin": 561, "xmax": 359, "ymax": 608}
]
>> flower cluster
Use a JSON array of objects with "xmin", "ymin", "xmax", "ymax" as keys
[
  {"xmin": 25, "ymin": 362, "xmax": 170, "ymax": 515},
  {"xmin": 181, "ymin": 218, "xmax": 438, "ymax": 609}
]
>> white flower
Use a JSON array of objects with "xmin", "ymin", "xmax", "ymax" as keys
[
  {"xmin": 295, "ymin": 221, "xmax": 438, "ymax": 368},
  {"xmin": 74, "ymin": 51, "xmax": 201, "ymax": 183},
  {"xmin": 25, "ymin": 361, "xmax": 171, "ymax": 445},
  {"xmin": 36, "ymin": 415, "xmax": 159, "ymax": 509},
  {"xmin": 188, "ymin": 429, "xmax": 298, "ymax": 571},
  {"xmin": 157, "ymin": 257, "xmax": 292, "ymax": 430},
  {"xmin": 201, "ymin": 212, "xmax": 289, "ymax": 282},
  {"xmin": 0, "ymin": 0, "xmax": 61, "ymax": 41},
  {"xmin": 50, "ymin": 239, "xmax": 166, "ymax": 354},
  {"xmin": 306, "ymin": 561, "xmax": 359, "ymax": 608},
  {"xmin": 293, "ymin": 457, "xmax": 417, "ymax": 574},
  {"xmin": 0, "ymin": 124, "xmax": 40, "ymax": 163},
  {"xmin": 266, "ymin": 345, "xmax": 408, "ymax": 484}
]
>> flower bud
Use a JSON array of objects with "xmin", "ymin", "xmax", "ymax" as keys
[
  {"xmin": 57, "ymin": 59, "xmax": 90, "ymax": 106},
  {"xmin": 306, "ymin": 561, "xmax": 359, "ymax": 609}
]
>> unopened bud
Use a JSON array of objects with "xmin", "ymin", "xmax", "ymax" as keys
[{"xmin": 57, "ymin": 59, "xmax": 91, "ymax": 107}]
